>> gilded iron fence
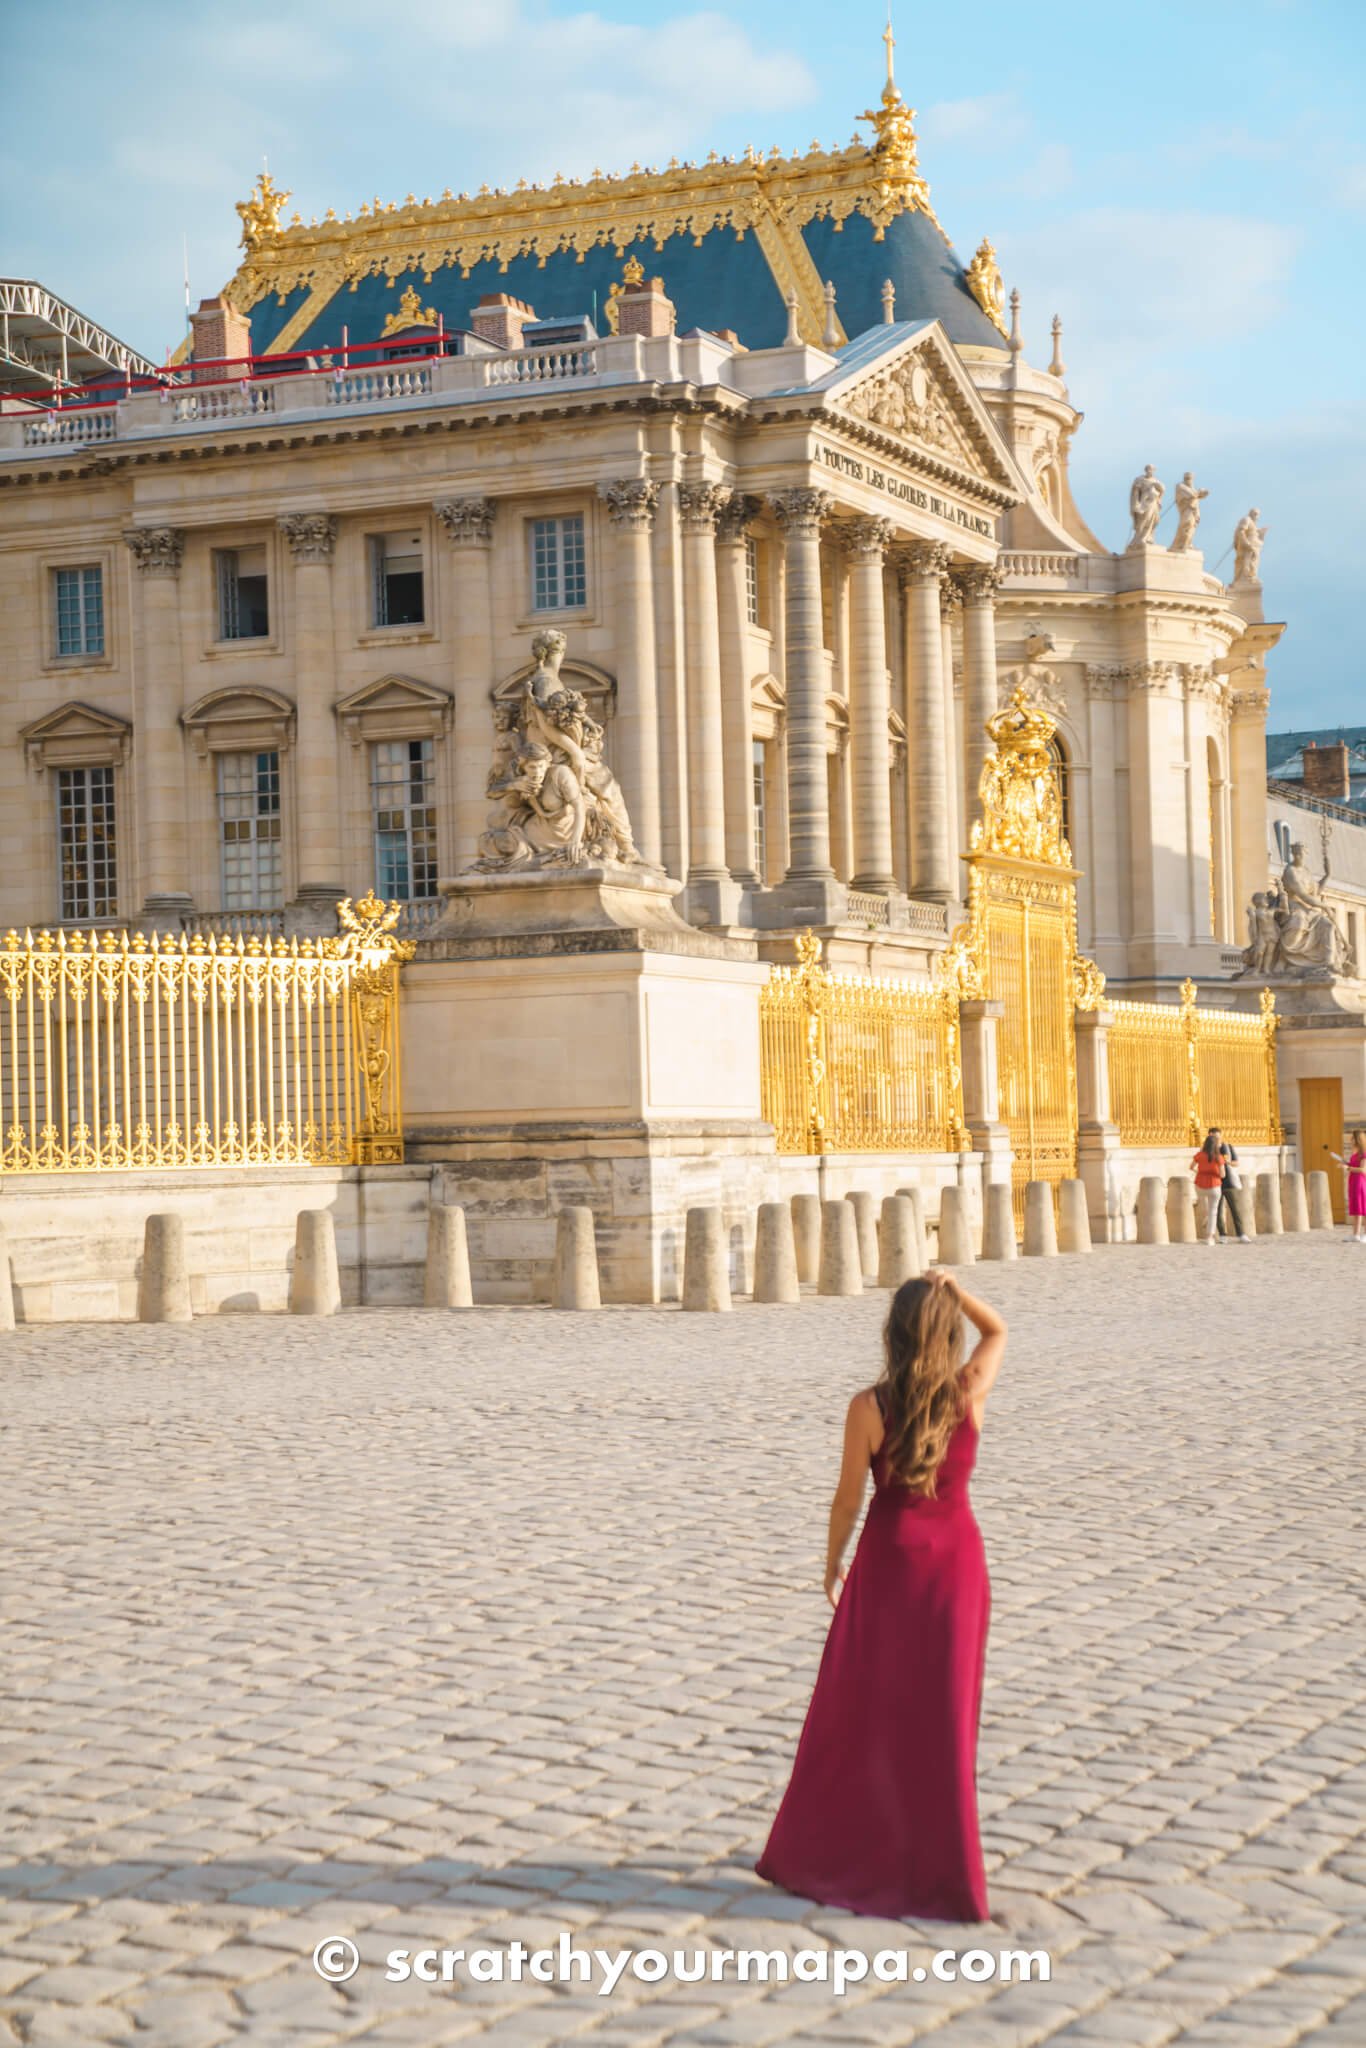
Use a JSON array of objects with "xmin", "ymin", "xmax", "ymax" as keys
[
  {"xmin": 760, "ymin": 933, "xmax": 967, "ymax": 1156},
  {"xmin": 1108, "ymin": 980, "xmax": 1281, "ymax": 1148},
  {"xmin": 0, "ymin": 891, "xmax": 413, "ymax": 1173}
]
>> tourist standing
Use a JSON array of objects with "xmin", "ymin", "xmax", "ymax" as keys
[
  {"xmin": 1209, "ymin": 1127, "xmax": 1251, "ymax": 1241},
  {"xmin": 756, "ymin": 1270, "xmax": 1005, "ymax": 1922},
  {"xmin": 1327, "ymin": 1129, "xmax": 1366, "ymax": 1243},
  {"xmin": 1191, "ymin": 1133, "xmax": 1225, "ymax": 1244}
]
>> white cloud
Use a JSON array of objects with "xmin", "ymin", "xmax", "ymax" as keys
[{"xmin": 920, "ymin": 93, "xmax": 1032, "ymax": 151}]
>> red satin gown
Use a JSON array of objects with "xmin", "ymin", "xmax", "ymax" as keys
[{"xmin": 756, "ymin": 1402, "xmax": 990, "ymax": 1921}]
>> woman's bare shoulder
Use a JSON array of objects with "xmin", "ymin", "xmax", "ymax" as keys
[{"xmin": 851, "ymin": 1386, "xmax": 885, "ymax": 1449}]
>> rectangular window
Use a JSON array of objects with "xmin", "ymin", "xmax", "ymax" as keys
[
  {"xmin": 217, "ymin": 751, "xmax": 282, "ymax": 910},
  {"xmin": 752, "ymin": 738, "xmax": 767, "ymax": 882},
  {"xmin": 215, "ymin": 545, "xmax": 270, "ymax": 640},
  {"xmin": 745, "ymin": 536, "xmax": 760, "ymax": 627},
  {"xmin": 371, "ymin": 738, "xmax": 437, "ymax": 900},
  {"xmin": 58, "ymin": 765, "xmax": 117, "ymax": 920},
  {"xmin": 530, "ymin": 513, "xmax": 587, "ymax": 612},
  {"xmin": 54, "ymin": 564, "xmax": 105, "ymax": 658},
  {"xmin": 369, "ymin": 531, "xmax": 425, "ymax": 627}
]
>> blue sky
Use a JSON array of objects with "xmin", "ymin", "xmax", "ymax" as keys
[{"xmin": 4, "ymin": 0, "xmax": 1363, "ymax": 727}]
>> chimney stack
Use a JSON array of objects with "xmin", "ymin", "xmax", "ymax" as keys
[
  {"xmin": 188, "ymin": 295, "xmax": 251, "ymax": 380},
  {"xmin": 616, "ymin": 273, "xmax": 675, "ymax": 339},
  {"xmin": 471, "ymin": 293, "xmax": 535, "ymax": 350},
  {"xmin": 1302, "ymin": 740, "xmax": 1351, "ymax": 803}
]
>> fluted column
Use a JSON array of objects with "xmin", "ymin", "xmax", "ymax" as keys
[
  {"xmin": 899, "ymin": 541, "xmax": 953, "ymax": 902},
  {"xmin": 433, "ymin": 498, "xmax": 497, "ymax": 870},
  {"xmin": 843, "ymin": 517, "xmax": 896, "ymax": 891},
  {"xmin": 599, "ymin": 480, "xmax": 661, "ymax": 868},
  {"xmin": 959, "ymin": 564, "xmax": 1001, "ymax": 837},
  {"xmin": 770, "ymin": 489, "xmax": 834, "ymax": 882},
  {"xmin": 715, "ymin": 491, "xmax": 762, "ymax": 887},
  {"xmin": 279, "ymin": 514, "xmax": 342, "ymax": 913},
  {"xmin": 677, "ymin": 482, "xmax": 734, "ymax": 920},
  {"xmin": 123, "ymin": 526, "xmax": 190, "ymax": 917},
  {"xmin": 939, "ymin": 576, "xmax": 964, "ymax": 888}
]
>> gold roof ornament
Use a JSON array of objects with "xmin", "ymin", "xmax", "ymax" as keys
[
  {"xmin": 236, "ymin": 170, "xmax": 291, "ymax": 253},
  {"xmin": 971, "ymin": 687, "xmax": 1072, "ymax": 866},
  {"xmin": 603, "ymin": 252, "xmax": 648, "ymax": 334},
  {"xmin": 859, "ymin": 14, "xmax": 933, "ymax": 221},
  {"xmin": 965, "ymin": 237, "xmax": 1008, "ymax": 339},
  {"xmin": 381, "ymin": 283, "xmax": 439, "ymax": 337}
]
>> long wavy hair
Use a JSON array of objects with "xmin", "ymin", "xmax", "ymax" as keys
[{"xmin": 875, "ymin": 1279, "xmax": 967, "ymax": 1496}]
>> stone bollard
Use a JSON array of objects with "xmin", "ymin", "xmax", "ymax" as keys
[
  {"xmin": 1058, "ymin": 1178, "xmax": 1092, "ymax": 1254},
  {"xmin": 682, "ymin": 1206, "xmax": 732, "ymax": 1312},
  {"xmin": 1280, "ymin": 1172, "xmax": 1309, "ymax": 1233},
  {"xmin": 980, "ymin": 1182, "xmax": 1017, "ymax": 1262},
  {"xmin": 552, "ymin": 1206, "xmax": 601, "ymax": 1310},
  {"xmin": 1255, "ymin": 1171, "xmax": 1283, "ymax": 1236},
  {"xmin": 0, "ymin": 1223, "xmax": 16, "ymax": 1333},
  {"xmin": 818, "ymin": 1200, "xmax": 863, "ymax": 1297},
  {"xmin": 1166, "ymin": 1176, "xmax": 1197, "ymax": 1243},
  {"xmin": 896, "ymin": 1187, "xmax": 928, "ymax": 1273},
  {"xmin": 754, "ymin": 1202, "xmax": 800, "ymax": 1304},
  {"xmin": 936, "ymin": 1185, "xmax": 976, "ymax": 1266},
  {"xmin": 844, "ymin": 1190, "xmax": 880, "ymax": 1281},
  {"xmin": 791, "ymin": 1193, "xmax": 821, "ymax": 1285},
  {"xmin": 1307, "ymin": 1170, "xmax": 1334, "ymax": 1231},
  {"xmin": 136, "ymin": 1212, "xmax": 193, "ymax": 1324},
  {"xmin": 877, "ymin": 1195, "xmax": 921, "ymax": 1288},
  {"xmin": 1136, "ymin": 1177, "xmax": 1169, "ymax": 1245},
  {"xmin": 289, "ymin": 1209, "xmax": 340, "ymax": 1317},
  {"xmin": 425, "ymin": 1203, "xmax": 473, "ymax": 1309},
  {"xmin": 1023, "ymin": 1181, "xmax": 1058, "ymax": 1258}
]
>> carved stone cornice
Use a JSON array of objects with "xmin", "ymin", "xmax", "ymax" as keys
[
  {"xmin": 278, "ymin": 512, "xmax": 337, "ymax": 563},
  {"xmin": 1230, "ymin": 684, "xmax": 1272, "ymax": 720},
  {"xmin": 714, "ymin": 490, "xmax": 762, "ymax": 545},
  {"xmin": 838, "ymin": 515, "xmax": 893, "ymax": 560},
  {"xmin": 599, "ymin": 478, "xmax": 659, "ymax": 533},
  {"xmin": 123, "ymin": 526, "xmax": 185, "ymax": 576},
  {"xmin": 897, "ymin": 540, "xmax": 951, "ymax": 588},
  {"xmin": 769, "ymin": 487, "xmax": 833, "ymax": 538},
  {"xmin": 956, "ymin": 563, "xmax": 1001, "ymax": 606},
  {"xmin": 677, "ymin": 481, "xmax": 731, "ymax": 534},
  {"xmin": 434, "ymin": 496, "xmax": 496, "ymax": 546}
]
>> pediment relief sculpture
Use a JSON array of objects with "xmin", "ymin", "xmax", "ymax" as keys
[
  {"xmin": 838, "ymin": 352, "xmax": 979, "ymax": 471},
  {"xmin": 998, "ymin": 667, "xmax": 1067, "ymax": 718}
]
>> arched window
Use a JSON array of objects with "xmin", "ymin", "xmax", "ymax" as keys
[{"xmin": 1047, "ymin": 733, "xmax": 1071, "ymax": 849}]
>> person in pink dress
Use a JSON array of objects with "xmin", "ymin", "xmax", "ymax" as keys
[
  {"xmin": 1327, "ymin": 1128, "xmax": 1366, "ymax": 1243},
  {"xmin": 756, "ymin": 1268, "xmax": 1007, "ymax": 1922}
]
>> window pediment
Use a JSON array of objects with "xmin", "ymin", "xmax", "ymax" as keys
[
  {"xmin": 22, "ymin": 700, "xmax": 131, "ymax": 773},
  {"xmin": 493, "ymin": 657, "xmax": 616, "ymax": 720},
  {"xmin": 334, "ymin": 673, "xmax": 453, "ymax": 748},
  {"xmin": 183, "ymin": 684, "xmax": 296, "ymax": 758}
]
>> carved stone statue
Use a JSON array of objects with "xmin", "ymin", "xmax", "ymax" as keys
[
  {"xmin": 472, "ymin": 630, "xmax": 643, "ymax": 872},
  {"xmin": 1233, "ymin": 508, "xmax": 1267, "ymax": 583},
  {"xmin": 1239, "ymin": 846, "xmax": 1356, "ymax": 979},
  {"xmin": 1170, "ymin": 471, "xmax": 1209, "ymax": 553},
  {"xmin": 1126, "ymin": 465, "xmax": 1164, "ymax": 550},
  {"xmin": 1242, "ymin": 892, "xmax": 1280, "ymax": 975}
]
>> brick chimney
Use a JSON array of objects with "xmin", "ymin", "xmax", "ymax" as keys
[
  {"xmin": 1302, "ymin": 739, "xmax": 1351, "ymax": 802},
  {"xmin": 617, "ymin": 275, "xmax": 676, "ymax": 339},
  {"xmin": 188, "ymin": 295, "xmax": 251, "ymax": 380},
  {"xmin": 470, "ymin": 293, "xmax": 535, "ymax": 350}
]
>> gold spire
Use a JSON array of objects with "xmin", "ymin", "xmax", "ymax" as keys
[{"xmin": 860, "ymin": 15, "xmax": 931, "ymax": 215}]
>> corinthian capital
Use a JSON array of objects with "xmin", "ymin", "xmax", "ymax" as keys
[
  {"xmin": 123, "ymin": 526, "xmax": 185, "ymax": 577},
  {"xmin": 839, "ymin": 515, "xmax": 894, "ymax": 560},
  {"xmin": 1230, "ymin": 684, "xmax": 1271, "ymax": 720},
  {"xmin": 278, "ymin": 512, "xmax": 337, "ymax": 563},
  {"xmin": 939, "ymin": 575, "xmax": 963, "ymax": 620},
  {"xmin": 769, "ymin": 487, "xmax": 834, "ymax": 537},
  {"xmin": 434, "ymin": 496, "xmax": 496, "ymax": 546},
  {"xmin": 677, "ymin": 481, "xmax": 730, "ymax": 533},
  {"xmin": 956, "ymin": 563, "xmax": 1001, "ymax": 605},
  {"xmin": 599, "ymin": 478, "xmax": 659, "ymax": 532},
  {"xmin": 714, "ymin": 490, "xmax": 762, "ymax": 545},
  {"xmin": 897, "ymin": 540, "xmax": 951, "ymax": 587}
]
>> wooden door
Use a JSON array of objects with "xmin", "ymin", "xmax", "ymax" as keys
[{"xmin": 1299, "ymin": 1076, "xmax": 1345, "ymax": 1222}]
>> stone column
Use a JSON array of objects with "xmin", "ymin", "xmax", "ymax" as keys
[
  {"xmin": 599, "ymin": 480, "xmax": 662, "ymax": 868},
  {"xmin": 1229, "ymin": 683, "xmax": 1272, "ymax": 932},
  {"xmin": 958, "ymin": 996, "xmax": 1013, "ymax": 1200},
  {"xmin": 715, "ymin": 492, "xmax": 762, "ymax": 889},
  {"xmin": 123, "ymin": 526, "xmax": 191, "ymax": 920},
  {"xmin": 1075, "ymin": 1006, "xmax": 1124, "ymax": 1242},
  {"xmin": 761, "ymin": 489, "xmax": 842, "ymax": 926},
  {"xmin": 678, "ymin": 481, "xmax": 739, "ymax": 923},
  {"xmin": 959, "ymin": 564, "xmax": 1001, "ymax": 842},
  {"xmin": 899, "ymin": 542, "xmax": 953, "ymax": 903},
  {"xmin": 939, "ymin": 576, "xmax": 963, "ymax": 890},
  {"xmin": 433, "ymin": 498, "xmax": 497, "ymax": 871},
  {"xmin": 843, "ymin": 517, "xmax": 896, "ymax": 891},
  {"xmin": 278, "ymin": 514, "xmax": 342, "ymax": 923}
]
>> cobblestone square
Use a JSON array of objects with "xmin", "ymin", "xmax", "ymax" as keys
[{"xmin": 2, "ymin": 1235, "xmax": 1363, "ymax": 2046}]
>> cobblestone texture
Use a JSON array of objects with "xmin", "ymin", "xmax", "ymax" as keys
[{"xmin": 2, "ymin": 1234, "xmax": 1363, "ymax": 2046}]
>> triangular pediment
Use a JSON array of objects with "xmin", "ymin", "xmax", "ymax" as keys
[
  {"xmin": 334, "ymin": 673, "xmax": 453, "ymax": 746},
  {"xmin": 811, "ymin": 320, "xmax": 1021, "ymax": 496},
  {"xmin": 21, "ymin": 700, "xmax": 132, "ymax": 770},
  {"xmin": 335, "ymin": 674, "xmax": 452, "ymax": 719}
]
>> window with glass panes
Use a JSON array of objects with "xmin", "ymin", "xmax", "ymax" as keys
[
  {"xmin": 369, "ymin": 531, "xmax": 425, "ymax": 627},
  {"xmin": 215, "ymin": 546, "xmax": 270, "ymax": 639},
  {"xmin": 752, "ymin": 739, "xmax": 767, "ymax": 881},
  {"xmin": 530, "ymin": 514, "xmax": 586, "ymax": 611},
  {"xmin": 745, "ymin": 536, "xmax": 760, "ymax": 626},
  {"xmin": 217, "ymin": 751, "xmax": 282, "ymax": 909},
  {"xmin": 54, "ymin": 565, "xmax": 104, "ymax": 657},
  {"xmin": 58, "ymin": 766, "xmax": 117, "ymax": 920},
  {"xmin": 371, "ymin": 739, "xmax": 437, "ymax": 900}
]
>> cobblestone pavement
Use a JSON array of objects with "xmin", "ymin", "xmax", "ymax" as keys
[{"xmin": 2, "ymin": 1234, "xmax": 1364, "ymax": 2048}]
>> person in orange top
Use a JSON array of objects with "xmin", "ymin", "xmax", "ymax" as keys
[{"xmin": 1190, "ymin": 1132, "xmax": 1225, "ymax": 1245}]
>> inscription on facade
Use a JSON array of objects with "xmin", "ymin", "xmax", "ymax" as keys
[{"xmin": 818, "ymin": 445, "xmax": 995, "ymax": 537}]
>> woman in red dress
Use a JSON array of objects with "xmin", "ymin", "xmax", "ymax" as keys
[{"xmin": 757, "ymin": 1269, "xmax": 1006, "ymax": 1922}]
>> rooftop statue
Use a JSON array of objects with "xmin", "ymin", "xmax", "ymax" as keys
[
  {"xmin": 1233, "ymin": 508, "xmax": 1267, "ymax": 584},
  {"xmin": 473, "ymin": 632, "xmax": 643, "ymax": 872},
  {"xmin": 1170, "ymin": 471, "xmax": 1209, "ymax": 553},
  {"xmin": 1126, "ymin": 465, "xmax": 1164, "ymax": 550},
  {"xmin": 236, "ymin": 170, "xmax": 291, "ymax": 253}
]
